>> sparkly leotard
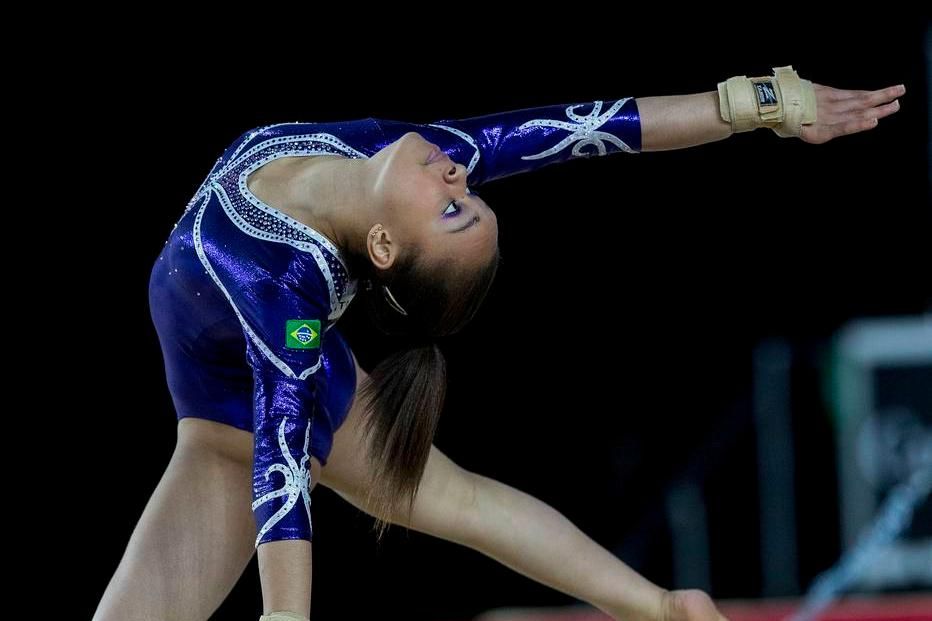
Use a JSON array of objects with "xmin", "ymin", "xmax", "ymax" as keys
[{"xmin": 148, "ymin": 97, "xmax": 641, "ymax": 548}]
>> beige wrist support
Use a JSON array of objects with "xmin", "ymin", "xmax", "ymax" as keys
[
  {"xmin": 717, "ymin": 65, "xmax": 817, "ymax": 137},
  {"xmin": 260, "ymin": 612, "xmax": 310, "ymax": 621}
]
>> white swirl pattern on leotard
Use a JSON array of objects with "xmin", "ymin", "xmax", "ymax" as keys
[
  {"xmin": 252, "ymin": 417, "xmax": 313, "ymax": 547},
  {"xmin": 518, "ymin": 98, "xmax": 635, "ymax": 160}
]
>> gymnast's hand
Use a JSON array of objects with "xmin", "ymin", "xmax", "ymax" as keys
[
  {"xmin": 800, "ymin": 82, "xmax": 905, "ymax": 145},
  {"xmin": 659, "ymin": 589, "xmax": 730, "ymax": 621}
]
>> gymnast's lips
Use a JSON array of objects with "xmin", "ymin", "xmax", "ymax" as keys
[{"xmin": 426, "ymin": 144, "xmax": 447, "ymax": 165}]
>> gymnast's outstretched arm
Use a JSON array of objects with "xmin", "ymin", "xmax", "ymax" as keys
[
  {"xmin": 370, "ymin": 66, "xmax": 904, "ymax": 187},
  {"xmin": 637, "ymin": 81, "xmax": 904, "ymax": 151},
  {"xmin": 225, "ymin": 67, "xmax": 903, "ymax": 195}
]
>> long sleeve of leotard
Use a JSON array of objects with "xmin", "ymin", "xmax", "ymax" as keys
[
  {"xmin": 240, "ymin": 249, "xmax": 332, "ymax": 548},
  {"xmin": 372, "ymin": 96, "xmax": 641, "ymax": 185},
  {"xmin": 193, "ymin": 193, "xmax": 335, "ymax": 548},
  {"xmin": 221, "ymin": 95, "xmax": 641, "ymax": 192}
]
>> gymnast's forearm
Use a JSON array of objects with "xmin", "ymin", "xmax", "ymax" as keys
[
  {"xmin": 257, "ymin": 540, "xmax": 312, "ymax": 618},
  {"xmin": 459, "ymin": 473, "xmax": 666, "ymax": 621},
  {"xmin": 636, "ymin": 91, "xmax": 733, "ymax": 152}
]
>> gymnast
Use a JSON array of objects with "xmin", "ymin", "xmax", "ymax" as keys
[{"xmin": 93, "ymin": 66, "xmax": 905, "ymax": 621}]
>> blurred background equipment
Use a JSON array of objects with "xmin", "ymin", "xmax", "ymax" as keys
[{"xmin": 829, "ymin": 315, "xmax": 932, "ymax": 591}]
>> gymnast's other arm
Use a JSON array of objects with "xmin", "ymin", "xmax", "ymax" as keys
[
  {"xmin": 365, "ymin": 67, "xmax": 903, "ymax": 190},
  {"xmin": 320, "ymin": 359, "xmax": 726, "ymax": 621},
  {"xmin": 637, "ymin": 77, "xmax": 904, "ymax": 151}
]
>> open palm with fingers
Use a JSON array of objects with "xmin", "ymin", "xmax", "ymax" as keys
[{"xmin": 801, "ymin": 83, "xmax": 905, "ymax": 144}]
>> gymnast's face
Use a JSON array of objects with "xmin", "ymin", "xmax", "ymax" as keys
[{"xmin": 367, "ymin": 132, "xmax": 498, "ymax": 273}]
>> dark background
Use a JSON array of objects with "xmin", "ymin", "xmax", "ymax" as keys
[{"xmin": 58, "ymin": 19, "xmax": 929, "ymax": 621}]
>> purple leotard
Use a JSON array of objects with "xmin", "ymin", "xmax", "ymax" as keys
[{"xmin": 148, "ymin": 97, "xmax": 641, "ymax": 548}]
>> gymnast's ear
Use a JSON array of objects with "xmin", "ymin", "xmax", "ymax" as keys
[{"xmin": 366, "ymin": 224, "xmax": 396, "ymax": 271}]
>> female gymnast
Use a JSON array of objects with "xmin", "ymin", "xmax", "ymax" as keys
[{"xmin": 93, "ymin": 66, "xmax": 905, "ymax": 621}]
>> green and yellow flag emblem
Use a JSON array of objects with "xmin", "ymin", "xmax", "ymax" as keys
[{"xmin": 285, "ymin": 319, "xmax": 321, "ymax": 349}]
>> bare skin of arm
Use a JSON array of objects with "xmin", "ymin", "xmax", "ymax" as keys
[
  {"xmin": 637, "ymin": 83, "xmax": 905, "ymax": 151},
  {"xmin": 257, "ymin": 541, "xmax": 312, "ymax": 618}
]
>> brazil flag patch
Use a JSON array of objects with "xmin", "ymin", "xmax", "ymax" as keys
[{"xmin": 286, "ymin": 319, "xmax": 321, "ymax": 349}]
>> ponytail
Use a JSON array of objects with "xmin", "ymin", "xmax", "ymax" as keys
[
  {"xmin": 348, "ymin": 245, "xmax": 500, "ymax": 543},
  {"xmin": 357, "ymin": 342, "xmax": 445, "ymax": 542}
]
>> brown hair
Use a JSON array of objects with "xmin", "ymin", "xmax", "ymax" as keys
[{"xmin": 350, "ymin": 246, "xmax": 500, "ymax": 543}]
